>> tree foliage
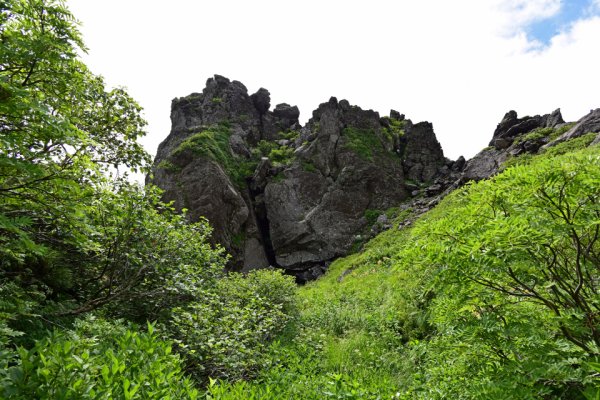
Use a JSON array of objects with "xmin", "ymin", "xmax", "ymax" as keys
[
  {"xmin": 0, "ymin": 2, "xmax": 299, "ymax": 398},
  {"xmin": 1, "ymin": 0, "xmax": 148, "ymax": 274}
]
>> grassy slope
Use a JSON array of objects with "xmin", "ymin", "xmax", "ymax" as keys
[{"xmin": 207, "ymin": 137, "xmax": 600, "ymax": 399}]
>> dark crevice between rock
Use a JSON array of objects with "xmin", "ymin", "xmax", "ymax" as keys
[
  {"xmin": 247, "ymin": 179, "xmax": 277, "ymax": 267},
  {"xmin": 287, "ymin": 261, "xmax": 331, "ymax": 285}
]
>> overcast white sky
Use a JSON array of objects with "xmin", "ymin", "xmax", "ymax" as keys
[{"xmin": 66, "ymin": 0, "xmax": 600, "ymax": 161}]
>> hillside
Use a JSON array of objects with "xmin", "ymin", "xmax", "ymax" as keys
[
  {"xmin": 2, "ymin": 1, "xmax": 600, "ymax": 398},
  {"xmin": 206, "ymin": 130, "xmax": 600, "ymax": 399}
]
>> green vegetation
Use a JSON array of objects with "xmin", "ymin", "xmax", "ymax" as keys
[
  {"xmin": 342, "ymin": 127, "xmax": 385, "ymax": 161},
  {"xmin": 208, "ymin": 144, "xmax": 600, "ymax": 398},
  {"xmin": 514, "ymin": 122, "xmax": 575, "ymax": 145},
  {"xmin": 167, "ymin": 124, "xmax": 257, "ymax": 186},
  {"xmin": 156, "ymin": 159, "xmax": 181, "ymax": 172},
  {"xmin": 301, "ymin": 159, "xmax": 318, "ymax": 173},
  {"xmin": 2, "ymin": 1, "xmax": 599, "ymax": 398},
  {"xmin": 173, "ymin": 124, "xmax": 232, "ymax": 167},
  {"xmin": 3, "ymin": 319, "xmax": 200, "ymax": 399},
  {"xmin": 279, "ymin": 130, "xmax": 300, "ymax": 141},
  {"xmin": 383, "ymin": 117, "xmax": 406, "ymax": 143},
  {"xmin": 253, "ymin": 139, "xmax": 295, "ymax": 167},
  {"xmin": 504, "ymin": 131, "xmax": 597, "ymax": 170},
  {"xmin": 161, "ymin": 128, "xmax": 298, "ymax": 187},
  {"xmin": 342, "ymin": 125, "xmax": 401, "ymax": 162},
  {"xmin": 0, "ymin": 2, "xmax": 297, "ymax": 398},
  {"xmin": 231, "ymin": 231, "xmax": 245, "ymax": 247}
]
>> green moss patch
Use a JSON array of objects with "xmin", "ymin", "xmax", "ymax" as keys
[
  {"xmin": 342, "ymin": 127, "xmax": 385, "ymax": 161},
  {"xmin": 170, "ymin": 124, "xmax": 256, "ymax": 187}
]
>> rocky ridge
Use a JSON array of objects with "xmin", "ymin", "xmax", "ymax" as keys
[{"xmin": 149, "ymin": 75, "xmax": 600, "ymax": 282}]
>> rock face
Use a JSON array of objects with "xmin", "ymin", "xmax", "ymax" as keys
[
  {"xmin": 263, "ymin": 98, "xmax": 412, "ymax": 281},
  {"xmin": 546, "ymin": 108, "xmax": 600, "ymax": 147},
  {"xmin": 149, "ymin": 75, "xmax": 446, "ymax": 282},
  {"xmin": 489, "ymin": 109, "xmax": 564, "ymax": 150},
  {"xmin": 150, "ymin": 76, "xmax": 598, "ymax": 282},
  {"xmin": 463, "ymin": 109, "xmax": 566, "ymax": 181}
]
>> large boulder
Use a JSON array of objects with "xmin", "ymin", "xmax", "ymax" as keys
[{"xmin": 149, "ymin": 75, "xmax": 272, "ymax": 268}]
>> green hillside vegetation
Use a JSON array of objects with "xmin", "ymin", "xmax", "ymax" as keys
[
  {"xmin": 207, "ymin": 142, "xmax": 600, "ymax": 399},
  {"xmin": 2, "ymin": 1, "xmax": 599, "ymax": 399}
]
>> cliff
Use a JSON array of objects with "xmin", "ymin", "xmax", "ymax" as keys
[{"xmin": 148, "ymin": 74, "xmax": 600, "ymax": 282}]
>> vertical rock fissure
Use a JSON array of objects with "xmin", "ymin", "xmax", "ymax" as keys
[{"xmin": 247, "ymin": 183, "xmax": 277, "ymax": 267}]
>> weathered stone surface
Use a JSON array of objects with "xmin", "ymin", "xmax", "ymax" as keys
[
  {"xmin": 460, "ymin": 109, "xmax": 565, "ymax": 182},
  {"xmin": 149, "ymin": 76, "xmax": 276, "ymax": 268},
  {"xmin": 152, "ymin": 76, "xmax": 599, "ymax": 282},
  {"xmin": 462, "ymin": 147, "xmax": 509, "ymax": 181},
  {"xmin": 390, "ymin": 109, "xmax": 404, "ymax": 121},
  {"xmin": 273, "ymin": 103, "xmax": 300, "ymax": 129},
  {"xmin": 452, "ymin": 155, "xmax": 466, "ymax": 172},
  {"xmin": 400, "ymin": 121, "xmax": 445, "ymax": 182},
  {"xmin": 152, "ymin": 157, "xmax": 248, "ymax": 254},
  {"xmin": 148, "ymin": 75, "xmax": 454, "ymax": 281},
  {"xmin": 251, "ymin": 88, "xmax": 271, "ymax": 115},
  {"xmin": 489, "ymin": 109, "xmax": 564, "ymax": 150},
  {"xmin": 546, "ymin": 108, "xmax": 600, "ymax": 146}
]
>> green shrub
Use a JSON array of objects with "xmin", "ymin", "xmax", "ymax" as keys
[
  {"xmin": 53, "ymin": 182, "xmax": 227, "ymax": 323},
  {"xmin": 173, "ymin": 124, "xmax": 232, "ymax": 166},
  {"xmin": 279, "ymin": 130, "xmax": 300, "ymax": 141},
  {"xmin": 1, "ymin": 318, "xmax": 198, "ymax": 399},
  {"xmin": 253, "ymin": 140, "xmax": 295, "ymax": 167},
  {"xmin": 364, "ymin": 209, "xmax": 382, "ymax": 225},
  {"xmin": 301, "ymin": 160, "xmax": 318, "ymax": 173},
  {"xmin": 168, "ymin": 269, "xmax": 297, "ymax": 382},
  {"xmin": 268, "ymin": 146, "xmax": 294, "ymax": 166},
  {"xmin": 401, "ymin": 145, "xmax": 600, "ymax": 397}
]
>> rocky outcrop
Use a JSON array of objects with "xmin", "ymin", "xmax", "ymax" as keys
[
  {"xmin": 489, "ymin": 109, "xmax": 564, "ymax": 150},
  {"xmin": 545, "ymin": 108, "xmax": 600, "ymax": 147},
  {"xmin": 150, "ymin": 76, "xmax": 599, "ymax": 282},
  {"xmin": 400, "ymin": 121, "xmax": 445, "ymax": 182},
  {"xmin": 263, "ymin": 98, "xmax": 411, "ymax": 281},
  {"xmin": 463, "ymin": 109, "xmax": 566, "ymax": 181},
  {"xmin": 149, "ymin": 75, "xmax": 447, "ymax": 282}
]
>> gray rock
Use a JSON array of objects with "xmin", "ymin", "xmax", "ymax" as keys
[
  {"xmin": 273, "ymin": 103, "xmax": 300, "ymax": 129},
  {"xmin": 149, "ymin": 76, "xmax": 453, "ymax": 281},
  {"xmin": 390, "ymin": 109, "xmax": 404, "ymax": 120},
  {"xmin": 151, "ymin": 157, "xmax": 248, "ymax": 260},
  {"xmin": 462, "ymin": 147, "xmax": 509, "ymax": 181},
  {"xmin": 376, "ymin": 214, "xmax": 389, "ymax": 225},
  {"xmin": 489, "ymin": 109, "xmax": 564, "ymax": 150},
  {"xmin": 400, "ymin": 121, "xmax": 445, "ymax": 182},
  {"xmin": 425, "ymin": 183, "xmax": 443, "ymax": 196},
  {"xmin": 251, "ymin": 88, "xmax": 271, "ymax": 115},
  {"xmin": 452, "ymin": 156, "xmax": 466, "ymax": 172},
  {"xmin": 229, "ymin": 125, "xmax": 251, "ymax": 157},
  {"xmin": 264, "ymin": 99, "xmax": 409, "ymax": 272},
  {"xmin": 546, "ymin": 108, "xmax": 600, "ymax": 146},
  {"xmin": 242, "ymin": 237, "xmax": 270, "ymax": 272},
  {"xmin": 542, "ymin": 108, "xmax": 565, "ymax": 128}
]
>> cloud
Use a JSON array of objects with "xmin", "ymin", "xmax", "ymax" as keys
[{"xmin": 495, "ymin": 0, "xmax": 562, "ymax": 28}]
